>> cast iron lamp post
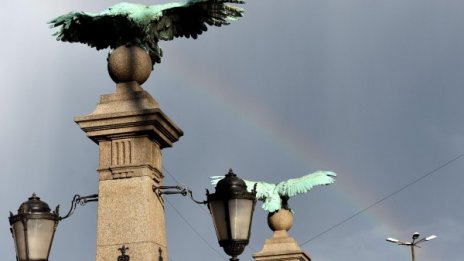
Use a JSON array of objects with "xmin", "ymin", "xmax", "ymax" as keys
[
  {"xmin": 386, "ymin": 232, "xmax": 437, "ymax": 261},
  {"xmin": 9, "ymin": 193, "xmax": 98, "ymax": 261}
]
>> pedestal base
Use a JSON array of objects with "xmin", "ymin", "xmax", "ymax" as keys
[
  {"xmin": 252, "ymin": 230, "xmax": 311, "ymax": 261},
  {"xmin": 76, "ymin": 79, "xmax": 182, "ymax": 261},
  {"xmin": 253, "ymin": 209, "xmax": 311, "ymax": 261}
]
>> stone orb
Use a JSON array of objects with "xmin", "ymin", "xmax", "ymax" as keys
[
  {"xmin": 267, "ymin": 208, "xmax": 294, "ymax": 232},
  {"xmin": 107, "ymin": 45, "xmax": 152, "ymax": 85}
]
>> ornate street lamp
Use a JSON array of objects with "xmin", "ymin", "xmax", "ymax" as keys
[
  {"xmin": 207, "ymin": 169, "xmax": 257, "ymax": 261},
  {"xmin": 9, "ymin": 193, "xmax": 98, "ymax": 261},
  {"xmin": 155, "ymin": 169, "xmax": 257, "ymax": 260},
  {"xmin": 154, "ymin": 169, "xmax": 258, "ymax": 260},
  {"xmin": 8, "ymin": 193, "xmax": 59, "ymax": 261}
]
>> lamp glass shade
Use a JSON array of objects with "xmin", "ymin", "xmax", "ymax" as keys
[
  {"xmin": 11, "ymin": 221, "xmax": 26, "ymax": 260},
  {"xmin": 228, "ymin": 199, "xmax": 253, "ymax": 240},
  {"xmin": 27, "ymin": 218, "xmax": 56, "ymax": 259},
  {"xmin": 209, "ymin": 200, "xmax": 228, "ymax": 241}
]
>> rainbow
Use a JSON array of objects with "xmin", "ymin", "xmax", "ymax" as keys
[{"xmin": 150, "ymin": 47, "xmax": 440, "ymax": 260}]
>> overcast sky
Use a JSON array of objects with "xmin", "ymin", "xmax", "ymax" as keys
[{"xmin": 1, "ymin": 0, "xmax": 464, "ymax": 260}]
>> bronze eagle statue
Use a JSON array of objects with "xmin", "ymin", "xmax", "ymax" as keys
[
  {"xmin": 211, "ymin": 171, "xmax": 337, "ymax": 213},
  {"xmin": 49, "ymin": 0, "xmax": 244, "ymax": 66}
]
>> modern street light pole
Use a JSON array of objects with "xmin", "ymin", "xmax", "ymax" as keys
[
  {"xmin": 411, "ymin": 243, "xmax": 415, "ymax": 261},
  {"xmin": 386, "ymin": 232, "xmax": 436, "ymax": 261}
]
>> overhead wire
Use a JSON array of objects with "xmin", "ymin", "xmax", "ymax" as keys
[
  {"xmin": 161, "ymin": 153, "xmax": 464, "ymax": 254},
  {"xmin": 162, "ymin": 167, "xmax": 228, "ymax": 260},
  {"xmin": 163, "ymin": 167, "xmax": 210, "ymax": 214},
  {"xmin": 164, "ymin": 198, "xmax": 228, "ymax": 260},
  {"xmin": 300, "ymin": 152, "xmax": 464, "ymax": 246}
]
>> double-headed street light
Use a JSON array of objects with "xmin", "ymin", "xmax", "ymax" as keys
[
  {"xmin": 386, "ymin": 232, "xmax": 437, "ymax": 261},
  {"xmin": 11, "ymin": 169, "xmax": 256, "ymax": 261}
]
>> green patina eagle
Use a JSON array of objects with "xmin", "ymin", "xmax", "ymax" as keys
[
  {"xmin": 211, "ymin": 171, "xmax": 337, "ymax": 213},
  {"xmin": 49, "ymin": 0, "xmax": 244, "ymax": 66}
]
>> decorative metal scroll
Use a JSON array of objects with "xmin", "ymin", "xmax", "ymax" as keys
[
  {"xmin": 153, "ymin": 184, "xmax": 206, "ymax": 204},
  {"xmin": 58, "ymin": 194, "xmax": 98, "ymax": 220}
]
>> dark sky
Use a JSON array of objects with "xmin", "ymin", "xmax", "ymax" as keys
[{"xmin": 1, "ymin": 0, "xmax": 464, "ymax": 260}]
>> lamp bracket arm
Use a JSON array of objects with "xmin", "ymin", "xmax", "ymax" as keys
[
  {"xmin": 58, "ymin": 194, "xmax": 98, "ymax": 220},
  {"xmin": 153, "ymin": 184, "xmax": 207, "ymax": 205},
  {"xmin": 415, "ymin": 237, "xmax": 428, "ymax": 245}
]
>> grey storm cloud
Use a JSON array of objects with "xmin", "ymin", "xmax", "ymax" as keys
[{"xmin": 1, "ymin": 0, "xmax": 464, "ymax": 260}]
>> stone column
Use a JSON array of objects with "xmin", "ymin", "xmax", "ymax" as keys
[
  {"xmin": 75, "ymin": 46, "xmax": 183, "ymax": 261},
  {"xmin": 253, "ymin": 209, "xmax": 311, "ymax": 261}
]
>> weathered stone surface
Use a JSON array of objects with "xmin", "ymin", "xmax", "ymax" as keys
[
  {"xmin": 268, "ymin": 209, "xmax": 293, "ymax": 232},
  {"xmin": 96, "ymin": 177, "xmax": 166, "ymax": 245},
  {"xmin": 253, "ymin": 209, "xmax": 311, "ymax": 261},
  {"xmin": 77, "ymin": 82, "xmax": 182, "ymax": 261},
  {"xmin": 108, "ymin": 45, "xmax": 152, "ymax": 85},
  {"xmin": 95, "ymin": 136, "xmax": 164, "ymax": 181},
  {"xmin": 96, "ymin": 242, "xmax": 167, "ymax": 261},
  {"xmin": 253, "ymin": 230, "xmax": 311, "ymax": 261},
  {"xmin": 75, "ymin": 83, "xmax": 182, "ymax": 149},
  {"xmin": 93, "ymin": 168, "xmax": 168, "ymax": 261}
]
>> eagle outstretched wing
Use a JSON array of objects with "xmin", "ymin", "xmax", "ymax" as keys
[
  {"xmin": 210, "ymin": 171, "xmax": 336, "ymax": 213},
  {"xmin": 49, "ymin": 12, "xmax": 139, "ymax": 50},
  {"xmin": 49, "ymin": 0, "xmax": 244, "ymax": 65},
  {"xmin": 157, "ymin": 0, "xmax": 245, "ymax": 40},
  {"xmin": 276, "ymin": 171, "xmax": 337, "ymax": 198}
]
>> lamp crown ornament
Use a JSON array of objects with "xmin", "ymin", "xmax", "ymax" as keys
[
  {"xmin": 211, "ymin": 169, "xmax": 255, "ymax": 198},
  {"xmin": 14, "ymin": 193, "xmax": 58, "ymax": 218}
]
